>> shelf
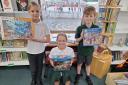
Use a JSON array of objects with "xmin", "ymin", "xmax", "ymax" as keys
[
  {"xmin": 111, "ymin": 60, "xmax": 125, "ymax": 65},
  {"xmin": 98, "ymin": 20, "xmax": 117, "ymax": 23},
  {"xmin": 115, "ymin": 30, "xmax": 128, "ymax": 33},
  {"xmin": 0, "ymin": 60, "xmax": 29, "ymax": 66},
  {"xmin": 0, "ymin": 47, "xmax": 27, "ymax": 52},
  {"xmin": 0, "ymin": 11, "xmax": 28, "ymax": 14},
  {"xmin": 99, "ymin": 5, "xmax": 122, "ymax": 8},
  {"xmin": 108, "ymin": 45, "xmax": 128, "ymax": 51}
]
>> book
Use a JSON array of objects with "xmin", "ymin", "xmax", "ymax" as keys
[
  {"xmin": 51, "ymin": 55, "xmax": 72, "ymax": 71},
  {"xmin": 0, "ymin": 34, "xmax": 2, "ymax": 47},
  {"xmin": 13, "ymin": 39, "xmax": 27, "ymax": 48},
  {"xmin": 1, "ymin": 0, "xmax": 17, "ymax": 12},
  {"xmin": 16, "ymin": 0, "xmax": 30, "ymax": 11},
  {"xmin": 99, "ymin": 8, "xmax": 105, "ymax": 20},
  {"xmin": 2, "ymin": 40, "xmax": 13, "ymax": 47},
  {"xmin": 1, "ymin": 17, "xmax": 34, "ymax": 40},
  {"xmin": 115, "ymin": 79, "xmax": 128, "ymax": 85},
  {"xmin": 10, "ymin": 52, "xmax": 22, "ymax": 61},
  {"xmin": 83, "ymin": 28, "xmax": 102, "ymax": 46},
  {"xmin": 1, "ymin": 52, "xmax": 7, "ymax": 62},
  {"xmin": 0, "ymin": 0, "xmax": 3, "ymax": 11},
  {"xmin": 0, "ymin": 53, "xmax": 2, "ymax": 63},
  {"xmin": 21, "ymin": 51, "xmax": 28, "ymax": 60},
  {"xmin": 99, "ymin": 0, "xmax": 107, "ymax": 5}
]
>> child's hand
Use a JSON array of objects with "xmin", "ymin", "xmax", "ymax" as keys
[
  {"xmin": 80, "ymin": 31, "xmax": 84, "ymax": 39},
  {"xmin": 64, "ymin": 63, "xmax": 71, "ymax": 69},
  {"xmin": 23, "ymin": 35, "xmax": 33, "ymax": 40}
]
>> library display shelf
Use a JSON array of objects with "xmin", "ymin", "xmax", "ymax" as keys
[
  {"xmin": 111, "ymin": 60, "xmax": 125, "ymax": 65},
  {"xmin": 108, "ymin": 45, "xmax": 128, "ymax": 51},
  {"xmin": 0, "ymin": 60, "xmax": 29, "ymax": 66},
  {"xmin": 0, "ymin": 48, "xmax": 27, "ymax": 52}
]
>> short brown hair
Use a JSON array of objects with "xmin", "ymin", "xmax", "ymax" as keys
[
  {"xmin": 83, "ymin": 6, "xmax": 96, "ymax": 16},
  {"xmin": 57, "ymin": 33, "xmax": 67, "ymax": 41},
  {"xmin": 28, "ymin": 1, "xmax": 39, "ymax": 10}
]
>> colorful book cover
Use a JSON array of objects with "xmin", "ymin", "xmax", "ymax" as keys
[
  {"xmin": 10, "ymin": 52, "xmax": 22, "ymax": 61},
  {"xmin": 1, "ymin": 52, "xmax": 7, "ymax": 62},
  {"xmin": 83, "ymin": 28, "xmax": 102, "ymax": 46},
  {"xmin": 1, "ymin": 0, "xmax": 13, "ymax": 12},
  {"xmin": 13, "ymin": 40, "xmax": 27, "ymax": 48},
  {"xmin": 16, "ymin": 0, "xmax": 30, "ymax": 11},
  {"xmin": 1, "ymin": 17, "xmax": 34, "ymax": 40},
  {"xmin": 51, "ymin": 55, "xmax": 72, "ymax": 71},
  {"xmin": 0, "ymin": 53, "xmax": 2, "ymax": 63},
  {"xmin": 0, "ymin": 0, "xmax": 3, "ymax": 11},
  {"xmin": 2, "ymin": 40, "xmax": 13, "ymax": 47},
  {"xmin": 99, "ymin": 8, "xmax": 105, "ymax": 20}
]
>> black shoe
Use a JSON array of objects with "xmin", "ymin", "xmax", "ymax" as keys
[
  {"xmin": 36, "ymin": 80, "xmax": 43, "ymax": 85},
  {"xmin": 74, "ymin": 74, "xmax": 81, "ymax": 84},
  {"xmin": 86, "ymin": 76, "xmax": 93, "ymax": 85},
  {"xmin": 31, "ymin": 80, "xmax": 36, "ymax": 85}
]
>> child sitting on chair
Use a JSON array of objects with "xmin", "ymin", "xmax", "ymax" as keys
[{"xmin": 49, "ymin": 33, "xmax": 75, "ymax": 85}]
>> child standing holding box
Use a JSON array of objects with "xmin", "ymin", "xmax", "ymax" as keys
[
  {"xmin": 75, "ymin": 6, "xmax": 99, "ymax": 85},
  {"xmin": 26, "ymin": 2, "xmax": 50, "ymax": 85}
]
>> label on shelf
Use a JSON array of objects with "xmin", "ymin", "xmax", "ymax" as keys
[{"xmin": 7, "ymin": 63, "xmax": 15, "ymax": 66}]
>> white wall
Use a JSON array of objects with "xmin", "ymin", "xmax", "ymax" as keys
[
  {"xmin": 115, "ymin": 11, "xmax": 128, "ymax": 33},
  {"xmin": 120, "ymin": 0, "xmax": 128, "ymax": 11}
]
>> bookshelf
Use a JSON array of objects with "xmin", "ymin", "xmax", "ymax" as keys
[
  {"xmin": 0, "ymin": 0, "xmax": 33, "ymax": 66},
  {"xmin": 98, "ymin": 0, "xmax": 127, "ymax": 65},
  {"xmin": 0, "ymin": 60, "xmax": 29, "ymax": 66},
  {"xmin": 0, "ymin": 48, "xmax": 27, "ymax": 52}
]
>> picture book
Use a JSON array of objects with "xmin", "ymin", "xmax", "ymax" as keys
[
  {"xmin": 16, "ymin": 0, "xmax": 30, "ymax": 11},
  {"xmin": 1, "ymin": 17, "xmax": 34, "ymax": 40},
  {"xmin": 0, "ymin": 0, "xmax": 3, "ymax": 11},
  {"xmin": 51, "ymin": 55, "xmax": 72, "ymax": 71},
  {"xmin": 83, "ymin": 28, "xmax": 102, "ymax": 46},
  {"xmin": 1, "ymin": 0, "xmax": 17, "ymax": 12}
]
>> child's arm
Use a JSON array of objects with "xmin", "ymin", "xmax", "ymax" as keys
[
  {"xmin": 76, "ymin": 31, "xmax": 84, "ymax": 43},
  {"xmin": 70, "ymin": 48, "xmax": 75, "ymax": 66},
  {"xmin": 49, "ymin": 48, "xmax": 56, "ymax": 67},
  {"xmin": 28, "ymin": 34, "xmax": 50, "ymax": 43},
  {"xmin": 50, "ymin": 59, "xmax": 54, "ymax": 67}
]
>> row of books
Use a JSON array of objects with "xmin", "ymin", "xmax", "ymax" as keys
[
  {"xmin": 0, "ymin": 51, "xmax": 28, "ymax": 62},
  {"xmin": 99, "ymin": 0, "xmax": 121, "ymax": 6},
  {"xmin": 112, "ymin": 51, "xmax": 123, "ymax": 61},
  {"xmin": 112, "ymin": 50, "xmax": 128, "ymax": 61},
  {"xmin": 114, "ymin": 73, "xmax": 128, "ymax": 85},
  {"xmin": 0, "ymin": 39, "xmax": 27, "ymax": 48},
  {"xmin": 99, "ymin": 7, "xmax": 120, "ymax": 21},
  {"xmin": 0, "ymin": 0, "xmax": 32, "ymax": 12}
]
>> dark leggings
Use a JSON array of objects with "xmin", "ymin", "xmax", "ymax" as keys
[{"xmin": 28, "ymin": 52, "xmax": 44, "ymax": 81}]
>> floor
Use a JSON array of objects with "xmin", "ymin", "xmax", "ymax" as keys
[{"xmin": 0, "ymin": 65, "xmax": 106, "ymax": 85}]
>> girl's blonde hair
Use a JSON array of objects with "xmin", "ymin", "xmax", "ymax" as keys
[
  {"xmin": 81, "ymin": 6, "xmax": 97, "ymax": 25},
  {"xmin": 28, "ymin": 1, "xmax": 39, "ymax": 10},
  {"xmin": 57, "ymin": 33, "xmax": 67, "ymax": 41}
]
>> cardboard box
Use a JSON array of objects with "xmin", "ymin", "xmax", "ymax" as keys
[{"xmin": 105, "ymin": 73, "xmax": 126, "ymax": 85}]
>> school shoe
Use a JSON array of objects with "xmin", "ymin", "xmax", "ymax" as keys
[
  {"xmin": 31, "ymin": 80, "xmax": 36, "ymax": 85},
  {"xmin": 36, "ymin": 80, "xmax": 43, "ymax": 85},
  {"xmin": 86, "ymin": 76, "xmax": 93, "ymax": 85},
  {"xmin": 74, "ymin": 74, "xmax": 82, "ymax": 84}
]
